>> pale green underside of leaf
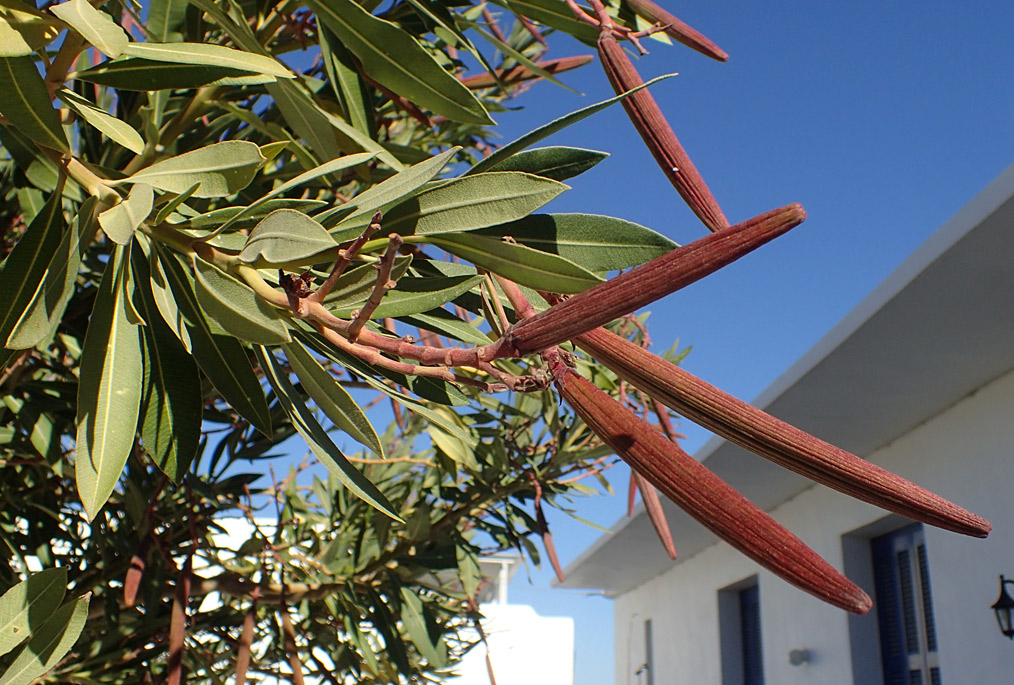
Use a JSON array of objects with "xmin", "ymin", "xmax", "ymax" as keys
[
  {"xmin": 309, "ymin": 0, "xmax": 493, "ymax": 125},
  {"xmin": 118, "ymin": 141, "xmax": 266, "ymax": 198},
  {"xmin": 193, "ymin": 259, "xmax": 291, "ymax": 345},
  {"xmin": 334, "ymin": 172, "xmax": 567, "ymax": 239},
  {"xmin": 399, "ymin": 586, "xmax": 447, "ymax": 666},
  {"xmin": 428, "ymin": 233, "xmax": 603, "ymax": 293},
  {"xmin": 49, "ymin": 0, "xmax": 128, "ymax": 58},
  {"xmin": 331, "ymin": 275, "xmax": 483, "ymax": 319},
  {"xmin": 56, "ymin": 88, "xmax": 144, "ymax": 153},
  {"xmin": 475, "ymin": 213, "xmax": 678, "ymax": 272},
  {"xmin": 0, "ymin": 55, "xmax": 69, "ymax": 152},
  {"xmin": 76, "ymin": 247, "xmax": 143, "ymax": 521},
  {"xmin": 122, "ymin": 41, "xmax": 292, "ymax": 78},
  {"xmin": 0, "ymin": 595, "xmax": 89, "ymax": 685},
  {"xmin": 283, "ymin": 341, "xmax": 384, "ymax": 457},
  {"xmin": 239, "ymin": 210, "xmax": 339, "ymax": 264},
  {"xmin": 0, "ymin": 5, "xmax": 63, "ymax": 57},
  {"xmin": 257, "ymin": 347, "xmax": 401, "ymax": 521},
  {"xmin": 98, "ymin": 183, "xmax": 153, "ymax": 244},
  {"xmin": 0, "ymin": 568, "xmax": 67, "ymax": 658}
]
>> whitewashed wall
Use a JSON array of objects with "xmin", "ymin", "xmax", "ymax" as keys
[{"xmin": 613, "ymin": 367, "xmax": 1014, "ymax": 685}]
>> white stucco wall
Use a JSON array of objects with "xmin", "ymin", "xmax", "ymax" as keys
[{"xmin": 614, "ymin": 366, "xmax": 1014, "ymax": 684}]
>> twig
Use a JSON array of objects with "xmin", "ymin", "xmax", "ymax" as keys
[
  {"xmin": 309, "ymin": 210, "xmax": 383, "ymax": 304},
  {"xmin": 347, "ymin": 234, "xmax": 403, "ymax": 343}
]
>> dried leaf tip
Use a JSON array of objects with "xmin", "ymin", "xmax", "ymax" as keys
[{"xmin": 556, "ymin": 368, "xmax": 872, "ymax": 614}]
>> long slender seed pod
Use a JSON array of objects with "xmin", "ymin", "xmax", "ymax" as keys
[
  {"xmin": 507, "ymin": 204, "xmax": 805, "ymax": 354},
  {"xmin": 598, "ymin": 33, "xmax": 728, "ymax": 231},
  {"xmin": 576, "ymin": 326, "xmax": 992, "ymax": 538},
  {"xmin": 624, "ymin": 0, "xmax": 729, "ymax": 61},
  {"xmin": 460, "ymin": 55, "xmax": 595, "ymax": 89},
  {"xmin": 556, "ymin": 368, "xmax": 872, "ymax": 614}
]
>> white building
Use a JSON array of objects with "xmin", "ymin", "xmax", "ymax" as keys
[
  {"xmin": 449, "ymin": 556, "xmax": 575, "ymax": 685},
  {"xmin": 559, "ymin": 164, "xmax": 1014, "ymax": 684}
]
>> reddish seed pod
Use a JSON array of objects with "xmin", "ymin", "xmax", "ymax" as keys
[{"xmin": 623, "ymin": 0, "xmax": 729, "ymax": 61}]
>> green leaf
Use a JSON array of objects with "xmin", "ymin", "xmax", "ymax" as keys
[
  {"xmin": 475, "ymin": 213, "xmax": 678, "ymax": 272},
  {"xmin": 0, "ymin": 595, "xmax": 88, "ymax": 685},
  {"xmin": 118, "ymin": 141, "xmax": 266, "ymax": 198},
  {"xmin": 98, "ymin": 183, "xmax": 152, "ymax": 244},
  {"xmin": 138, "ymin": 315, "xmax": 201, "ymax": 481},
  {"xmin": 455, "ymin": 545, "xmax": 481, "ymax": 599},
  {"xmin": 332, "ymin": 275, "xmax": 483, "ymax": 319},
  {"xmin": 485, "ymin": 146, "xmax": 609, "ymax": 182},
  {"xmin": 158, "ymin": 248, "xmax": 272, "ymax": 435},
  {"xmin": 309, "ymin": 0, "xmax": 493, "ymax": 125},
  {"xmin": 6, "ymin": 198, "xmax": 93, "ymax": 350},
  {"xmin": 146, "ymin": 0, "xmax": 188, "ymax": 42},
  {"xmin": 397, "ymin": 309, "xmax": 492, "ymax": 345},
  {"xmin": 193, "ymin": 259, "xmax": 290, "ymax": 345},
  {"xmin": 238, "ymin": 210, "xmax": 339, "ymax": 265},
  {"xmin": 283, "ymin": 341, "xmax": 383, "ymax": 457},
  {"xmin": 498, "ymin": 0, "xmax": 600, "ymax": 43},
  {"xmin": 0, "ymin": 188, "xmax": 66, "ymax": 348},
  {"xmin": 76, "ymin": 246, "xmax": 143, "ymax": 520},
  {"xmin": 0, "ymin": 1, "xmax": 64, "ymax": 57},
  {"xmin": 0, "ymin": 568, "xmax": 67, "ymax": 658},
  {"xmin": 185, "ymin": 199, "xmax": 327, "ymax": 230},
  {"xmin": 73, "ymin": 58, "xmax": 278, "ymax": 90},
  {"xmin": 153, "ymin": 183, "xmax": 201, "ymax": 225},
  {"xmin": 0, "ymin": 55, "xmax": 69, "ymax": 152},
  {"xmin": 332, "ymin": 148, "xmax": 457, "ymax": 227},
  {"xmin": 428, "ymin": 232, "xmax": 603, "ymax": 294},
  {"xmin": 321, "ymin": 255, "xmax": 412, "ymax": 307},
  {"xmin": 335, "ymin": 172, "xmax": 567, "ymax": 240},
  {"xmin": 132, "ymin": 244, "xmax": 201, "ymax": 480},
  {"xmin": 214, "ymin": 152, "xmax": 375, "ymax": 235},
  {"xmin": 428, "ymin": 425, "xmax": 478, "ymax": 471},
  {"xmin": 256, "ymin": 347, "xmax": 402, "ymax": 520},
  {"xmin": 398, "ymin": 586, "xmax": 446, "ymax": 667},
  {"xmin": 121, "ymin": 41, "xmax": 292, "ymax": 78},
  {"xmin": 49, "ymin": 0, "xmax": 128, "ymax": 58},
  {"xmin": 319, "ymin": 26, "xmax": 375, "ymax": 136},
  {"xmin": 56, "ymin": 88, "xmax": 144, "ymax": 153},
  {"xmin": 468, "ymin": 73, "xmax": 676, "ymax": 175},
  {"xmin": 140, "ymin": 236, "xmax": 191, "ymax": 353}
]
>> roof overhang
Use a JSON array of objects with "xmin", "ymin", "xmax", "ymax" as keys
[{"xmin": 558, "ymin": 164, "xmax": 1014, "ymax": 596}]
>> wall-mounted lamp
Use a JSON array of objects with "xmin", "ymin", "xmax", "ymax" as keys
[
  {"xmin": 991, "ymin": 575, "xmax": 1014, "ymax": 639},
  {"xmin": 788, "ymin": 649, "xmax": 811, "ymax": 666}
]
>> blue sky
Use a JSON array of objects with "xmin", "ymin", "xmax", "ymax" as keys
[{"xmin": 486, "ymin": 2, "xmax": 1013, "ymax": 683}]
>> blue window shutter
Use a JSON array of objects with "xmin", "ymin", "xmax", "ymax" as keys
[{"xmin": 740, "ymin": 584, "xmax": 764, "ymax": 685}]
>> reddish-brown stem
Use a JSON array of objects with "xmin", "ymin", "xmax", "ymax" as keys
[
  {"xmin": 309, "ymin": 211, "xmax": 382, "ymax": 304},
  {"xmin": 347, "ymin": 234, "xmax": 403, "ymax": 343}
]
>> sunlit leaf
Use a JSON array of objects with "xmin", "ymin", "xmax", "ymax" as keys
[
  {"xmin": 193, "ymin": 258, "xmax": 291, "ymax": 345},
  {"xmin": 399, "ymin": 586, "xmax": 446, "ymax": 667},
  {"xmin": 331, "ymin": 275, "xmax": 483, "ymax": 319},
  {"xmin": 73, "ymin": 58, "xmax": 278, "ymax": 90},
  {"xmin": 98, "ymin": 183, "xmax": 153, "ymax": 244},
  {"xmin": 56, "ymin": 88, "xmax": 144, "ymax": 153},
  {"xmin": 309, "ymin": 0, "xmax": 493, "ymax": 125},
  {"xmin": 0, "ymin": 568, "xmax": 66, "ymax": 658},
  {"xmin": 122, "ymin": 41, "xmax": 292, "ymax": 78},
  {"xmin": 428, "ymin": 232, "xmax": 603, "ymax": 293},
  {"xmin": 76, "ymin": 247, "xmax": 143, "ymax": 520},
  {"xmin": 239, "ymin": 210, "xmax": 339, "ymax": 265},
  {"xmin": 485, "ymin": 146, "xmax": 609, "ymax": 182},
  {"xmin": 117, "ymin": 141, "xmax": 266, "ymax": 198},
  {"xmin": 0, "ymin": 1, "xmax": 64, "ymax": 57},
  {"xmin": 50, "ymin": 0, "xmax": 128, "ymax": 58},
  {"xmin": 0, "ymin": 595, "xmax": 88, "ymax": 685}
]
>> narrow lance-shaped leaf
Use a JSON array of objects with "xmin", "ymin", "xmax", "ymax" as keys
[
  {"xmin": 192, "ymin": 259, "xmax": 291, "ymax": 345},
  {"xmin": 333, "ymin": 172, "xmax": 568, "ymax": 240},
  {"xmin": 116, "ymin": 141, "xmax": 266, "ymax": 198},
  {"xmin": 76, "ymin": 246, "xmax": 144, "ymax": 520},
  {"xmin": 577, "ymin": 326, "xmax": 992, "ymax": 538},
  {"xmin": 0, "ymin": 568, "xmax": 67, "ymax": 658},
  {"xmin": 49, "ymin": 0, "xmax": 128, "ymax": 58},
  {"xmin": 484, "ymin": 146, "xmax": 609, "ymax": 182},
  {"xmin": 428, "ymin": 232, "xmax": 603, "ymax": 294},
  {"xmin": 399, "ymin": 587, "xmax": 446, "ymax": 667},
  {"xmin": 1, "ymin": 189, "xmax": 68, "ymax": 348},
  {"xmin": 0, "ymin": 595, "xmax": 89, "ymax": 685},
  {"xmin": 98, "ymin": 183, "xmax": 153, "ymax": 245},
  {"xmin": 0, "ymin": 55, "xmax": 68, "ymax": 152},
  {"xmin": 56, "ymin": 88, "xmax": 144, "ymax": 153},
  {"xmin": 74, "ymin": 59, "xmax": 277, "ymax": 90},
  {"xmin": 283, "ymin": 341, "xmax": 384, "ymax": 457},
  {"xmin": 157, "ymin": 246, "xmax": 272, "ymax": 436},
  {"xmin": 309, "ymin": 0, "xmax": 494, "ymax": 125},
  {"xmin": 330, "ymin": 275, "xmax": 484, "ymax": 319},
  {"xmin": 256, "ymin": 347, "xmax": 402, "ymax": 520},
  {"xmin": 121, "ymin": 41, "xmax": 292, "ymax": 78}
]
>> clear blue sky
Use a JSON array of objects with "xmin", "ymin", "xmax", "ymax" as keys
[{"xmin": 487, "ymin": 2, "xmax": 1013, "ymax": 683}]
